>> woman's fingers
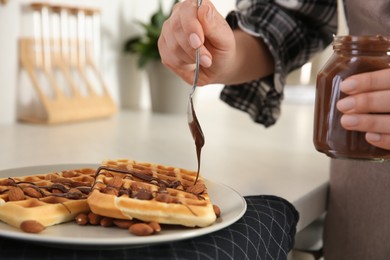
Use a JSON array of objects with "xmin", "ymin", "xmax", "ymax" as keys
[
  {"xmin": 338, "ymin": 68, "xmax": 390, "ymax": 113},
  {"xmin": 365, "ymin": 132, "xmax": 390, "ymax": 150},
  {"xmin": 340, "ymin": 68, "xmax": 390, "ymax": 94},
  {"xmin": 337, "ymin": 90, "xmax": 390, "ymax": 114},
  {"xmin": 337, "ymin": 68, "xmax": 390, "ymax": 150},
  {"xmin": 341, "ymin": 114, "xmax": 390, "ymax": 150},
  {"xmin": 158, "ymin": 0, "xmax": 216, "ymax": 84},
  {"xmin": 341, "ymin": 114, "xmax": 390, "ymax": 133}
]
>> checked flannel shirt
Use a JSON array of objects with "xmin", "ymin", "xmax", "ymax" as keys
[{"xmin": 221, "ymin": 0, "xmax": 338, "ymax": 127}]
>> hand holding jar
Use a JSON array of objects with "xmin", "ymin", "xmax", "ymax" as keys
[
  {"xmin": 313, "ymin": 35, "xmax": 390, "ymax": 160},
  {"xmin": 337, "ymin": 68, "xmax": 390, "ymax": 151}
]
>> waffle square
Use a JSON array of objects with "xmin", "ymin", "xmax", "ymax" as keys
[
  {"xmin": 0, "ymin": 168, "xmax": 95, "ymax": 232},
  {"xmin": 87, "ymin": 159, "xmax": 217, "ymax": 228}
]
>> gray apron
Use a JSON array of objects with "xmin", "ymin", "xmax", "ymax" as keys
[{"xmin": 323, "ymin": 1, "xmax": 390, "ymax": 259}]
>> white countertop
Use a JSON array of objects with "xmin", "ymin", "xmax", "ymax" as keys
[{"xmin": 0, "ymin": 90, "xmax": 329, "ymax": 232}]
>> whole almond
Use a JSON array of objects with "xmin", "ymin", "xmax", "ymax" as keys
[
  {"xmin": 134, "ymin": 189, "xmax": 153, "ymax": 200},
  {"xmin": 100, "ymin": 217, "xmax": 114, "ymax": 227},
  {"xmin": 8, "ymin": 186, "xmax": 25, "ymax": 201},
  {"xmin": 148, "ymin": 221, "xmax": 161, "ymax": 233},
  {"xmin": 0, "ymin": 178, "xmax": 15, "ymax": 186},
  {"xmin": 79, "ymin": 168, "xmax": 96, "ymax": 175},
  {"xmin": 20, "ymin": 220, "xmax": 45, "ymax": 233},
  {"xmin": 68, "ymin": 188, "xmax": 83, "ymax": 194},
  {"xmin": 88, "ymin": 212, "xmax": 102, "ymax": 225},
  {"xmin": 129, "ymin": 223, "xmax": 154, "ymax": 236},
  {"xmin": 107, "ymin": 175, "xmax": 123, "ymax": 188},
  {"xmin": 75, "ymin": 213, "xmax": 88, "ymax": 225},
  {"xmin": 113, "ymin": 219, "xmax": 134, "ymax": 229},
  {"xmin": 213, "ymin": 204, "xmax": 221, "ymax": 218},
  {"xmin": 45, "ymin": 173, "xmax": 59, "ymax": 181},
  {"xmin": 186, "ymin": 183, "xmax": 205, "ymax": 195},
  {"xmin": 23, "ymin": 186, "xmax": 43, "ymax": 198},
  {"xmin": 61, "ymin": 171, "xmax": 77, "ymax": 178}
]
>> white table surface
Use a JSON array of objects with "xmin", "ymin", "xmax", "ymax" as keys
[{"xmin": 0, "ymin": 91, "xmax": 329, "ymax": 232}]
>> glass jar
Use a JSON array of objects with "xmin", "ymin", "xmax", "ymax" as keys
[{"xmin": 313, "ymin": 35, "xmax": 390, "ymax": 160}]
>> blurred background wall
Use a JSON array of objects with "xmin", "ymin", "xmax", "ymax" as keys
[{"xmin": 0, "ymin": 0, "xmax": 236, "ymax": 124}]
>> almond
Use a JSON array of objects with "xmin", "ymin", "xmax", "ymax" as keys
[
  {"xmin": 113, "ymin": 219, "xmax": 134, "ymax": 229},
  {"xmin": 0, "ymin": 178, "xmax": 15, "ymax": 186},
  {"xmin": 23, "ymin": 186, "xmax": 43, "ymax": 198},
  {"xmin": 61, "ymin": 171, "xmax": 77, "ymax": 178},
  {"xmin": 88, "ymin": 212, "xmax": 102, "ymax": 225},
  {"xmin": 107, "ymin": 175, "xmax": 123, "ymax": 188},
  {"xmin": 148, "ymin": 221, "xmax": 161, "ymax": 233},
  {"xmin": 20, "ymin": 220, "xmax": 45, "ymax": 233},
  {"xmin": 100, "ymin": 217, "xmax": 114, "ymax": 227},
  {"xmin": 45, "ymin": 173, "xmax": 59, "ymax": 181},
  {"xmin": 129, "ymin": 223, "xmax": 154, "ymax": 236},
  {"xmin": 213, "ymin": 204, "xmax": 221, "ymax": 218},
  {"xmin": 75, "ymin": 213, "xmax": 89, "ymax": 225},
  {"xmin": 68, "ymin": 188, "xmax": 82, "ymax": 194},
  {"xmin": 79, "ymin": 168, "xmax": 96, "ymax": 175},
  {"xmin": 186, "ymin": 183, "xmax": 205, "ymax": 195},
  {"xmin": 134, "ymin": 189, "xmax": 153, "ymax": 200},
  {"xmin": 8, "ymin": 186, "xmax": 25, "ymax": 201}
]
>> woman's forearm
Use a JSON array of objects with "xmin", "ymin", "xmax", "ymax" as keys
[{"xmin": 222, "ymin": 29, "xmax": 275, "ymax": 85}]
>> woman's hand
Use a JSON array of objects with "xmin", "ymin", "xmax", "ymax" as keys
[
  {"xmin": 158, "ymin": 0, "xmax": 236, "ymax": 86},
  {"xmin": 158, "ymin": 0, "xmax": 275, "ymax": 86},
  {"xmin": 337, "ymin": 68, "xmax": 390, "ymax": 150}
]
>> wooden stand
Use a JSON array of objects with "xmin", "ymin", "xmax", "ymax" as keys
[{"xmin": 19, "ymin": 37, "xmax": 116, "ymax": 124}]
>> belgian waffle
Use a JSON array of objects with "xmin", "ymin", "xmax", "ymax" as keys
[
  {"xmin": 87, "ymin": 159, "xmax": 217, "ymax": 228},
  {"xmin": 0, "ymin": 168, "xmax": 95, "ymax": 233}
]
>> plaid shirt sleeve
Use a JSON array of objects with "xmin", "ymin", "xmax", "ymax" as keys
[{"xmin": 220, "ymin": 0, "xmax": 338, "ymax": 127}]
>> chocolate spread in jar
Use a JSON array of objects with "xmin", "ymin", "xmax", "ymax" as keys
[{"xmin": 313, "ymin": 35, "xmax": 390, "ymax": 160}]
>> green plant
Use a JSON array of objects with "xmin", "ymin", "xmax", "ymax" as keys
[{"xmin": 124, "ymin": 0, "xmax": 179, "ymax": 68}]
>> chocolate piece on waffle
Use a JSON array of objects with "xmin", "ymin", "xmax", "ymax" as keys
[
  {"xmin": 0, "ymin": 168, "xmax": 95, "ymax": 233},
  {"xmin": 87, "ymin": 159, "xmax": 217, "ymax": 228}
]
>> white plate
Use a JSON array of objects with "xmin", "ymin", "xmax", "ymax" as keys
[{"xmin": 0, "ymin": 164, "xmax": 247, "ymax": 249}]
